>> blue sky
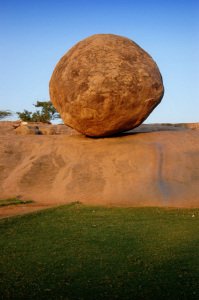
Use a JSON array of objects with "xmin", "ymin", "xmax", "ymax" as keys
[{"xmin": 0, "ymin": 0, "xmax": 198, "ymax": 123}]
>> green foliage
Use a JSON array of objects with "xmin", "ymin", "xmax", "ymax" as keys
[
  {"xmin": 0, "ymin": 110, "xmax": 12, "ymax": 120},
  {"xmin": 17, "ymin": 101, "xmax": 60, "ymax": 123},
  {"xmin": 16, "ymin": 109, "xmax": 32, "ymax": 122},
  {"xmin": 0, "ymin": 204, "xmax": 199, "ymax": 299},
  {"xmin": 0, "ymin": 198, "xmax": 34, "ymax": 207}
]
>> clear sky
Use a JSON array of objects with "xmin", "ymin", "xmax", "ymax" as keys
[{"xmin": 0, "ymin": 0, "xmax": 198, "ymax": 123}]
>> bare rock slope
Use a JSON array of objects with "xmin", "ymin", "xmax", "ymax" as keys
[
  {"xmin": 0, "ymin": 122, "xmax": 199, "ymax": 208},
  {"xmin": 49, "ymin": 34, "xmax": 164, "ymax": 137}
]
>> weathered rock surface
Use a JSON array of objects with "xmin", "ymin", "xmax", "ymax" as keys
[
  {"xmin": 39, "ymin": 128, "xmax": 56, "ymax": 135},
  {"xmin": 49, "ymin": 34, "xmax": 164, "ymax": 137},
  {"xmin": 14, "ymin": 125, "xmax": 41, "ymax": 135},
  {"xmin": 0, "ymin": 122, "xmax": 199, "ymax": 209},
  {"xmin": 12, "ymin": 123, "xmax": 75, "ymax": 135}
]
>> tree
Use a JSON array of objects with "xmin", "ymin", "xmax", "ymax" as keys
[
  {"xmin": 16, "ymin": 110, "xmax": 32, "ymax": 122},
  {"xmin": 0, "ymin": 110, "xmax": 12, "ymax": 120},
  {"xmin": 17, "ymin": 101, "xmax": 60, "ymax": 123}
]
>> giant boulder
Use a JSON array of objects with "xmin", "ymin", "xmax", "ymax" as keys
[{"xmin": 49, "ymin": 34, "xmax": 164, "ymax": 137}]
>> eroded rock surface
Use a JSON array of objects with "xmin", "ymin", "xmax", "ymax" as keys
[
  {"xmin": 49, "ymin": 34, "xmax": 164, "ymax": 137},
  {"xmin": 14, "ymin": 125, "xmax": 41, "ymax": 135},
  {"xmin": 0, "ymin": 122, "xmax": 199, "ymax": 208}
]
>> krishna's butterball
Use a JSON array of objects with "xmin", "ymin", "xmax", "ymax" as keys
[{"xmin": 49, "ymin": 34, "xmax": 164, "ymax": 137}]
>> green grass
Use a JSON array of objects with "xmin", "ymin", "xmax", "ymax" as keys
[
  {"xmin": 0, "ymin": 203, "xmax": 199, "ymax": 299},
  {"xmin": 0, "ymin": 198, "xmax": 34, "ymax": 207}
]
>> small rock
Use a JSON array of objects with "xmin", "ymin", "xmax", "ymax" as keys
[
  {"xmin": 40, "ymin": 128, "xmax": 56, "ymax": 135},
  {"xmin": 14, "ymin": 125, "xmax": 42, "ymax": 135}
]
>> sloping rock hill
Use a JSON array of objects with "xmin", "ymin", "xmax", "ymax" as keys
[{"xmin": 0, "ymin": 122, "xmax": 199, "ymax": 208}]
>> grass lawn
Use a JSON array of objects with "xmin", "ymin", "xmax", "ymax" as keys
[
  {"xmin": 0, "ymin": 203, "xmax": 199, "ymax": 299},
  {"xmin": 0, "ymin": 198, "xmax": 34, "ymax": 207}
]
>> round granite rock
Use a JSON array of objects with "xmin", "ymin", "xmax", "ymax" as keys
[{"xmin": 49, "ymin": 34, "xmax": 164, "ymax": 137}]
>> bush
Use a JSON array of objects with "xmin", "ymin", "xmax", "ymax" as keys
[
  {"xmin": 0, "ymin": 110, "xmax": 12, "ymax": 120},
  {"xmin": 17, "ymin": 101, "xmax": 60, "ymax": 123}
]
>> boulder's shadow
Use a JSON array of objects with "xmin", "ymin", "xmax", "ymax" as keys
[{"xmin": 87, "ymin": 124, "xmax": 188, "ymax": 139}]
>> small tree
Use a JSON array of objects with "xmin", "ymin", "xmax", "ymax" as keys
[
  {"xmin": 0, "ymin": 110, "xmax": 12, "ymax": 120},
  {"xmin": 34, "ymin": 101, "xmax": 60, "ymax": 122},
  {"xmin": 16, "ymin": 110, "xmax": 32, "ymax": 122},
  {"xmin": 17, "ymin": 101, "xmax": 60, "ymax": 123}
]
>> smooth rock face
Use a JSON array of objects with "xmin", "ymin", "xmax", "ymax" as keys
[
  {"xmin": 49, "ymin": 34, "xmax": 164, "ymax": 137},
  {"xmin": 1, "ymin": 122, "xmax": 199, "ymax": 209}
]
